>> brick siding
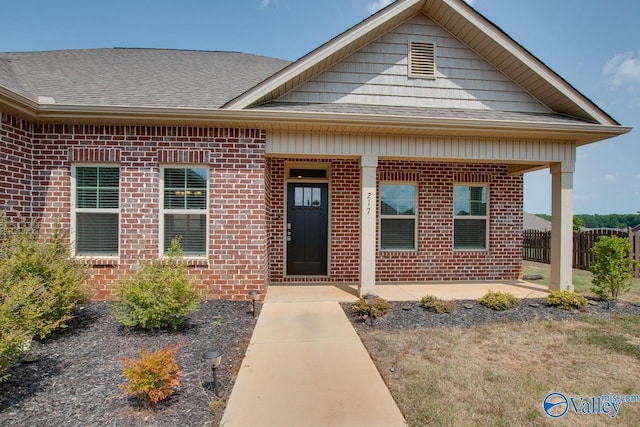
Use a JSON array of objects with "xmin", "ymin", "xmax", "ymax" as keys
[
  {"xmin": 0, "ymin": 113, "xmax": 33, "ymax": 219},
  {"xmin": 2, "ymin": 111, "xmax": 523, "ymax": 299},
  {"xmin": 268, "ymin": 158, "xmax": 522, "ymax": 284}
]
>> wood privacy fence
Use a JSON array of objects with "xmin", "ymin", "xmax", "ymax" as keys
[{"xmin": 523, "ymin": 228, "xmax": 640, "ymax": 276}]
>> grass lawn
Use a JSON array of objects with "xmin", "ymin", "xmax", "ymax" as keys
[
  {"xmin": 358, "ymin": 262, "xmax": 640, "ymax": 426},
  {"xmin": 362, "ymin": 316, "xmax": 640, "ymax": 426},
  {"xmin": 523, "ymin": 260, "xmax": 640, "ymax": 304}
]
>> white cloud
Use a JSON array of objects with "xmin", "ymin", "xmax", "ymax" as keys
[
  {"xmin": 259, "ymin": 0, "xmax": 271, "ymax": 8},
  {"xmin": 465, "ymin": 0, "xmax": 477, "ymax": 5},
  {"xmin": 636, "ymin": 174, "xmax": 640, "ymax": 180},
  {"xmin": 603, "ymin": 51, "xmax": 640, "ymax": 89},
  {"xmin": 604, "ymin": 174, "xmax": 617, "ymax": 182},
  {"xmin": 367, "ymin": 0, "xmax": 394, "ymax": 14}
]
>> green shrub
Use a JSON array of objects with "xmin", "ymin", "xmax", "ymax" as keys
[
  {"xmin": 0, "ymin": 217, "xmax": 89, "ymax": 382},
  {"xmin": 479, "ymin": 290, "xmax": 520, "ymax": 311},
  {"xmin": 120, "ymin": 343, "xmax": 184, "ymax": 407},
  {"xmin": 112, "ymin": 238, "xmax": 200, "ymax": 330},
  {"xmin": 546, "ymin": 290, "xmax": 588, "ymax": 310},
  {"xmin": 590, "ymin": 236, "xmax": 637, "ymax": 301},
  {"xmin": 420, "ymin": 295, "xmax": 456, "ymax": 313},
  {"xmin": 0, "ymin": 218, "xmax": 89, "ymax": 339},
  {"xmin": 352, "ymin": 296, "xmax": 391, "ymax": 319}
]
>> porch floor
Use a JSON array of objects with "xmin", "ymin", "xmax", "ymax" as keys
[{"xmin": 265, "ymin": 280, "xmax": 549, "ymax": 303}]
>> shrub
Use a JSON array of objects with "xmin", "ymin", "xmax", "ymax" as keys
[
  {"xmin": 546, "ymin": 290, "xmax": 588, "ymax": 310},
  {"xmin": 352, "ymin": 296, "xmax": 391, "ymax": 319},
  {"xmin": 120, "ymin": 343, "xmax": 184, "ymax": 407},
  {"xmin": 590, "ymin": 236, "xmax": 637, "ymax": 301},
  {"xmin": 479, "ymin": 290, "xmax": 520, "ymax": 311},
  {"xmin": 0, "ymin": 217, "xmax": 89, "ymax": 339},
  {"xmin": 112, "ymin": 238, "xmax": 200, "ymax": 330},
  {"xmin": 420, "ymin": 295, "xmax": 456, "ymax": 313}
]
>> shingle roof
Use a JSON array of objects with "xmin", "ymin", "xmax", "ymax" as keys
[
  {"xmin": 0, "ymin": 48, "xmax": 290, "ymax": 108},
  {"xmin": 252, "ymin": 102, "xmax": 593, "ymax": 125}
]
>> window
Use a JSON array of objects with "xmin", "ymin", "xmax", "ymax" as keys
[
  {"xmin": 453, "ymin": 185, "xmax": 488, "ymax": 250},
  {"xmin": 162, "ymin": 167, "xmax": 208, "ymax": 256},
  {"xmin": 380, "ymin": 184, "xmax": 416, "ymax": 251},
  {"xmin": 74, "ymin": 166, "xmax": 119, "ymax": 256}
]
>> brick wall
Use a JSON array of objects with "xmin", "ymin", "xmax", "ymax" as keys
[
  {"xmin": 28, "ymin": 123, "xmax": 268, "ymax": 300},
  {"xmin": 267, "ymin": 158, "xmax": 522, "ymax": 284},
  {"xmin": 376, "ymin": 161, "xmax": 523, "ymax": 282},
  {"xmin": 0, "ymin": 113, "xmax": 33, "ymax": 219}
]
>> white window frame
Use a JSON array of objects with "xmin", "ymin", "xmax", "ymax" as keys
[
  {"xmin": 159, "ymin": 165, "xmax": 209, "ymax": 258},
  {"xmin": 453, "ymin": 184, "xmax": 489, "ymax": 251},
  {"xmin": 379, "ymin": 182, "xmax": 418, "ymax": 252},
  {"xmin": 71, "ymin": 164, "xmax": 120, "ymax": 258}
]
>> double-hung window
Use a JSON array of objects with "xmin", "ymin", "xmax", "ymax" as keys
[
  {"xmin": 380, "ymin": 184, "xmax": 417, "ymax": 251},
  {"xmin": 453, "ymin": 185, "xmax": 488, "ymax": 250},
  {"xmin": 161, "ymin": 167, "xmax": 208, "ymax": 256},
  {"xmin": 74, "ymin": 166, "xmax": 120, "ymax": 256}
]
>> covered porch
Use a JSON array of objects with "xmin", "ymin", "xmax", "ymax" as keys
[{"xmin": 264, "ymin": 280, "xmax": 549, "ymax": 303}]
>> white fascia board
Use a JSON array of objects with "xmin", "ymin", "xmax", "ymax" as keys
[
  {"xmin": 442, "ymin": 0, "xmax": 616, "ymax": 126},
  {"xmin": 224, "ymin": 0, "xmax": 424, "ymax": 110}
]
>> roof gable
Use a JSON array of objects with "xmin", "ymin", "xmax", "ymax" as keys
[
  {"xmin": 275, "ymin": 14, "xmax": 551, "ymax": 114},
  {"xmin": 224, "ymin": 0, "xmax": 617, "ymax": 126}
]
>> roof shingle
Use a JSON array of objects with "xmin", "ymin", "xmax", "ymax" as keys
[{"xmin": 0, "ymin": 48, "xmax": 290, "ymax": 108}]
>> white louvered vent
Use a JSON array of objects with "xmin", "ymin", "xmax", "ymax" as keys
[{"xmin": 408, "ymin": 41, "xmax": 436, "ymax": 79}]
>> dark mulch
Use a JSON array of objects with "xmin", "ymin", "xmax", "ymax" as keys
[
  {"xmin": 0, "ymin": 300, "xmax": 258, "ymax": 427},
  {"xmin": 342, "ymin": 298, "xmax": 640, "ymax": 331}
]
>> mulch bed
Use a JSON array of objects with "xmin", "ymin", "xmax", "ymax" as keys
[
  {"xmin": 342, "ymin": 298, "xmax": 640, "ymax": 331},
  {"xmin": 0, "ymin": 300, "xmax": 258, "ymax": 427}
]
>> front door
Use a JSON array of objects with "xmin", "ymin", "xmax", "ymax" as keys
[{"xmin": 286, "ymin": 183, "xmax": 328, "ymax": 276}]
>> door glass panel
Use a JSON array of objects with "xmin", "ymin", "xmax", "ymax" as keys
[
  {"xmin": 295, "ymin": 187, "xmax": 303, "ymax": 207},
  {"xmin": 294, "ymin": 186, "xmax": 322, "ymax": 207}
]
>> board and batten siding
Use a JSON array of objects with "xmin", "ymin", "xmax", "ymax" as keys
[
  {"xmin": 276, "ymin": 14, "xmax": 550, "ymax": 114},
  {"xmin": 267, "ymin": 132, "xmax": 576, "ymax": 164}
]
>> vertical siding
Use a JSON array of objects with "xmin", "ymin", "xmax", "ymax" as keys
[
  {"xmin": 277, "ymin": 14, "xmax": 550, "ymax": 114},
  {"xmin": 268, "ymin": 132, "xmax": 577, "ymax": 163}
]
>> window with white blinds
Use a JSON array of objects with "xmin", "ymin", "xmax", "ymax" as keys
[
  {"xmin": 162, "ymin": 167, "xmax": 208, "ymax": 256},
  {"xmin": 74, "ymin": 166, "xmax": 120, "ymax": 256},
  {"xmin": 453, "ymin": 185, "xmax": 488, "ymax": 250},
  {"xmin": 380, "ymin": 184, "xmax": 417, "ymax": 251}
]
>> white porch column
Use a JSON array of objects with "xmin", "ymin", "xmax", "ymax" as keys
[
  {"xmin": 550, "ymin": 162, "xmax": 575, "ymax": 291},
  {"xmin": 359, "ymin": 155, "xmax": 378, "ymax": 296}
]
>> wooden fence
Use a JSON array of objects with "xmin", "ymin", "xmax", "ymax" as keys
[{"xmin": 523, "ymin": 228, "xmax": 640, "ymax": 275}]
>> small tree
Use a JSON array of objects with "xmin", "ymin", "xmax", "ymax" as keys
[{"xmin": 590, "ymin": 236, "xmax": 636, "ymax": 301}]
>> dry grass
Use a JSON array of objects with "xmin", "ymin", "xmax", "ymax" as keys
[
  {"xmin": 523, "ymin": 261, "xmax": 640, "ymax": 304},
  {"xmin": 362, "ymin": 316, "xmax": 640, "ymax": 426}
]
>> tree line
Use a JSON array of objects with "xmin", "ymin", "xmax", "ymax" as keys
[{"xmin": 535, "ymin": 214, "xmax": 640, "ymax": 230}]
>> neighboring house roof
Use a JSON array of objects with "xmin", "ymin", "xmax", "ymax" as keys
[
  {"xmin": 0, "ymin": 48, "xmax": 290, "ymax": 108},
  {"xmin": 523, "ymin": 212, "xmax": 551, "ymax": 231}
]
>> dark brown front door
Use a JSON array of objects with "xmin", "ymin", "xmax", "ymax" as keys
[{"xmin": 286, "ymin": 183, "xmax": 328, "ymax": 276}]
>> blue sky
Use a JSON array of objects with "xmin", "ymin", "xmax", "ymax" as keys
[{"xmin": 1, "ymin": 0, "xmax": 638, "ymax": 214}]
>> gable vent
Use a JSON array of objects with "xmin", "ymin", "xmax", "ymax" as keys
[{"xmin": 408, "ymin": 41, "xmax": 436, "ymax": 79}]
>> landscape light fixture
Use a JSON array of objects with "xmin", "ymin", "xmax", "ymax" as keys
[
  {"xmin": 364, "ymin": 293, "xmax": 376, "ymax": 326},
  {"xmin": 248, "ymin": 290, "xmax": 260, "ymax": 317},
  {"xmin": 202, "ymin": 349, "xmax": 223, "ymax": 397}
]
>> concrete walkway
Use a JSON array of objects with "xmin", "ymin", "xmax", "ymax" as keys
[
  {"xmin": 220, "ymin": 280, "xmax": 547, "ymax": 426},
  {"xmin": 219, "ymin": 301, "xmax": 407, "ymax": 427}
]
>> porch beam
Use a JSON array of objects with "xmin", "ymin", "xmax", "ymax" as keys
[
  {"xmin": 360, "ymin": 155, "xmax": 378, "ymax": 296},
  {"xmin": 549, "ymin": 161, "xmax": 575, "ymax": 291}
]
